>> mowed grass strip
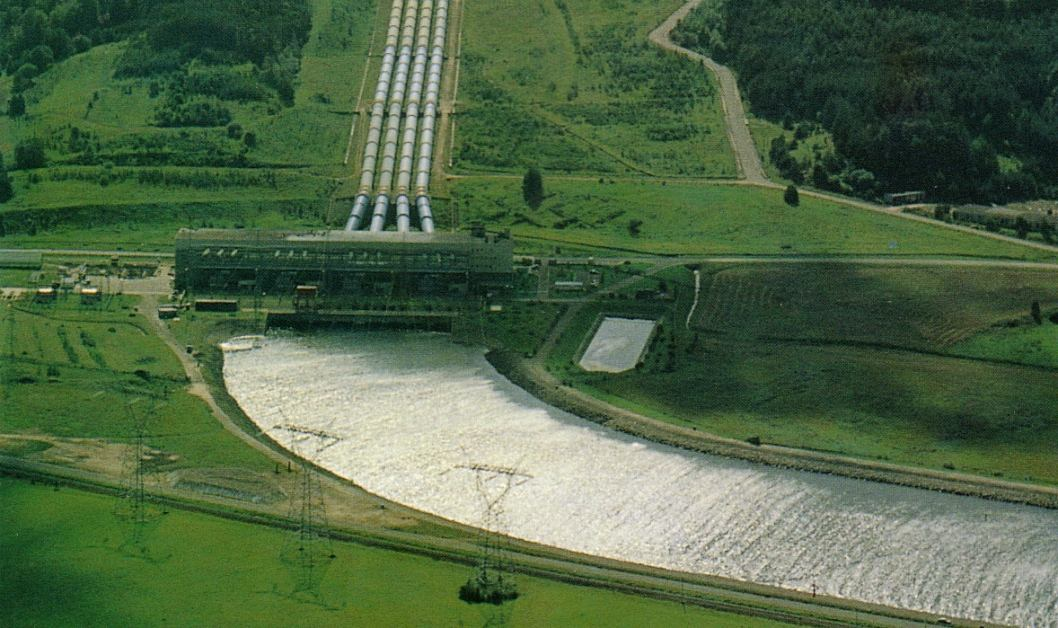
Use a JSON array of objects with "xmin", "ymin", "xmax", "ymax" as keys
[
  {"xmin": 0, "ymin": 478, "xmax": 791, "ymax": 628},
  {"xmin": 450, "ymin": 177, "xmax": 1055, "ymax": 258}
]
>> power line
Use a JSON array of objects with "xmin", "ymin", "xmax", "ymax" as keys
[{"xmin": 276, "ymin": 422, "xmax": 343, "ymax": 598}]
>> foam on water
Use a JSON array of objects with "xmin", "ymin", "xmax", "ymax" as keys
[{"xmin": 223, "ymin": 331, "xmax": 1058, "ymax": 625}]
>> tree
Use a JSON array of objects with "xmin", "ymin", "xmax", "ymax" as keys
[
  {"xmin": 7, "ymin": 94, "xmax": 25, "ymax": 118},
  {"xmin": 1040, "ymin": 221, "xmax": 1054, "ymax": 243},
  {"xmin": 72, "ymin": 35, "xmax": 92, "ymax": 54},
  {"xmin": 522, "ymin": 167, "xmax": 544, "ymax": 208},
  {"xmin": 1015, "ymin": 216, "xmax": 1030, "ymax": 239},
  {"xmin": 14, "ymin": 139, "xmax": 46, "ymax": 170},
  {"xmin": 628, "ymin": 219, "xmax": 643, "ymax": 236},
  {"xmin": 1031, "ymin": 300, "xmax": 1042, "ymax": 325},
  {"xmin": 784, "ymin": 184, "xmax": 800, "ymax": 206},
  {"xmin": 0, "ymin": 154, "xmax": 13, "ymax": 203}
]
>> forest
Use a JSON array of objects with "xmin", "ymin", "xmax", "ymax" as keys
[
  {"xmin": 675, "ymin": 0, "xmax": 1058, "ymax": 203},
  {"xmin": 2, "ymin": 0, "xmax": 311, "ymax": 120}
]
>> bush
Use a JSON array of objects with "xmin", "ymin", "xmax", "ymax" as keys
[
  {"xmin": 458, "ymin": 574, "xmax": 519, "ymax": 605},
  {"xmin": 154, "ymin": 98, "xmax": 232, "ymax": 127},
  {"xmin": 0, "ymin": 155, "xmax": 13, "ymax": 203},
  {"xmin": 14, "ymin": 139, "xmax": 47, "ymax": 170},
  {"xmin": 72, "ymin": 35, "xmax": 92, "ymax": 54},
  {"xmin": 521, "ymin": 167, "xmax": 544, "ymax": 208},
  {"xmin": 7, "ymin": 94, "xmax": 25, "ymax": 118}
]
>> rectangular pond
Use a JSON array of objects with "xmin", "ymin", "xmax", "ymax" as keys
[{"xmin": 578, "ymin": 317, "xmax": 657, "ymax": 373}]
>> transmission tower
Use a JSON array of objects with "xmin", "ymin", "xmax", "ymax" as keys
[
  {"xmin": 276, "ymin": 423, "xmax": 343, "ymax": 597},
  {"xmin": 115, "ymin": 398, "xmax": 162, "ymax": 553},
  {"xmin": 456, "ymin": 462, "xmax": 531, "ymax": 608}
]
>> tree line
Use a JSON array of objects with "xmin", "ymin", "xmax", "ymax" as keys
[
  {"xmin": 2, "ymin": 0, "xmax": 311, "ymax": 117},
  {"xmin": 675, "ymin": 0, "xmax": 1058, "ymax": 203}
]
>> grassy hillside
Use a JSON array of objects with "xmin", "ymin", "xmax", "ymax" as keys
[
  {"xmin": 448, "ymin": 177, "xmax": 1055, "ymax": 258},
  {"xmin": 455, "ymin": 0, "xmax": 736, "ymax": 178},
  {"xmin": 1, "ymin": 297, "xmax": 273, "ymax": 471},
  {"xmin": 0, "ymin": 478, "xmax": 791, "ymax": 627},
  {"xmin": 545, "ymin": 263, "xmax": 1058, "ymax": 486},
  {"xmin": 0, "ymin": 0, "xmax": 378, "ymax": 246}
]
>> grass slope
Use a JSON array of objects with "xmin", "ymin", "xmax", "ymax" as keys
[
  {"xmin": 0, "ymin": 478, "xmax": 789, "ymax": 628},
  {"xmin": 1, "ymin": 298, "xmax": 272, "ymax": 471},
  {"xmin": 455, "ymin": 0, "xmax": 735, "ymax": 177},
  {"xmin": 449, "ymin": 177, "xmax": 1054, "ymax": 258},
  {"xmin": 545, "ymin": 264, "xmax": 1058, "ymax": 486},
  {"xmin": 0, "ymin": 0, "xmax": 379, "ymax": 248}
]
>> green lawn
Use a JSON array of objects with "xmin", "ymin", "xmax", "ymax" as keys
[
  {"xmin": 449, "ymin": 177, "xmax": 1055, "ymax": 258},
  {"xmin": 1, "ymin": 168, "xmax": 330, "ymax": 212},
  {"xmin": 1, "ymin": 298, "xmax": 272, "ymax": 471},
  {"xmin": 455, "ymin": 0, "xmax": 735, "ymax": 177},
  {"xmin": 0, "ymin": 477, "xmax": 790, "ymax": 628},
  {"xmin": 950, "ymin": 322, "xmax": 1058, "ymax": 369},
  {"xmin": 0, "ymin": 202, "xmax": 328, "ymax": 252}
]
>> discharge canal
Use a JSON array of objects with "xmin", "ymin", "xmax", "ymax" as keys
[{"xmin": 223, "ymin": 331, "xmax": 1058, "ymax": 625}]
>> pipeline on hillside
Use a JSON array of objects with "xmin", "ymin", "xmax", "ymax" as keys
[
  {"xmin": 395, "ymin": 0, "xmax": 434, "ymax": 232},
  {"xmin": 346, "ymin": 0, "xmax": 406, "ymax": 231},
  {"xmin": 347, "ymin": 0, "xmax": 450, "ymax": 233},
  {"xmin": 369, "ymin": 0, "xmax": 420, "ymax": 232},
  {"xmin": 414, "ymin": 0, "xmax": 449, "ymax": 233}
]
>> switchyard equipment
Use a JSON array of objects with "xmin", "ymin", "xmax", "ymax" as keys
[
  {"xmin": 175, "ymin": 228, "xmax": 514, "ymax": 297},
  {"xmin": 347, "ymin": 0, "xmax": 450, "ymax": 233}
]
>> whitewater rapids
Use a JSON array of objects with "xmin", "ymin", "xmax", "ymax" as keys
[{"xmin": 223, "ymin": 331, "xmax": 1058, "ymax": 625}]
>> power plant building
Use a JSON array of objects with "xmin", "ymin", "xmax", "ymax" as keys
[{"xmin": 175, "ymin": 228, "xmax": 514, "ymax": 297}]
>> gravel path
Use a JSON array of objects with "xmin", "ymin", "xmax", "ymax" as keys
[{"xmin": 648, "ymin": 0, "xmax": 768, "ymax": 183}]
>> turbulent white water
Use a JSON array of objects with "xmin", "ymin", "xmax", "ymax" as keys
[{"xmin": 223, "ymin": 331, "xmax": 1058, "ymax": 625}]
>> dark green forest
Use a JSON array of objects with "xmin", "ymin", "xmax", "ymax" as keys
[
  {"xmin": 675, "ymin": 0, "xmax": 1058, "ymax": 203},
  {"xmin": 2, "ymin": 0, "xmax": 310, "ymax": 120}
]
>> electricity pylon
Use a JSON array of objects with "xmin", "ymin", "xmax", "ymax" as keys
[
  {"xmin": 276, "ymin": 423, "xmax": 343, "ymax": 597},
  {"xmin": 456, "ymin": 462, "xmax": 531, "ymax": 609}
]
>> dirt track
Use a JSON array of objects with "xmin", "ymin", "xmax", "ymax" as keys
[{"xmin": 649, "ymin": 0, "xmax": 768, "ymax": 183}]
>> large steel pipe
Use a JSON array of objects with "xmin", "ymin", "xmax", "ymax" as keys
[
  {"xmin": 347, "ymin": 0, "xmax": 406, "ymax": 231},
  {"xmin": 395, "ymin": 0, "xmax": 433, "ymax": 232},
  {"xmin": 370, "ymin": 0, "xmax": 421, "ymax": 231},
  {"xmin": 413, "ymin": 0, "xmax": 449, "ymax": 233}
]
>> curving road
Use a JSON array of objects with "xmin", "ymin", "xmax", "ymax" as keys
[{"xmin": 649, "ymin": 0, "xmax": 768, "ymax": 183}]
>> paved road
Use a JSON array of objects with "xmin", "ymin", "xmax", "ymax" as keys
[
  {"xmin": 649, "ymin": 0, "xmax": 768, "ymax": 183},
  {"xmin": 2, "ymin": 248, "xmax": 173, "ymax": 258}
]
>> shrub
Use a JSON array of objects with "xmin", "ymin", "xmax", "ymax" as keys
[
  {"xmin": 14, "ymin": 139, "xmax": 47, "ymax": 170},
  {"xmin": 72, "ymin": 35, "xmax": 92, "ymax": 54},
  {"xmin": 7, "ymin": 94, "xmax": 26, "ymax": 118}
]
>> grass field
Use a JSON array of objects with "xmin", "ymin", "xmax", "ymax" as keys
[
  {"xmin": 0, "ymin": 0, "xmax": 380, "ymax": 248},
  {"xmin": 542, "ymin": 263, "xmax": 1058, "ymax": 486},
  {"xmin": 0, "ymin": 477, "xmax": 790, "ymax": 628},
  {"xmin": 448, "ymin": 177, "xmax": 1056, "ymax": 258},
  {"xmin": 0, "ymin": 200, "xmax": 328, "ymax": 251},
  {"xmin": 455, "ymin": 0, "xmax": 736, "ymax": 177},
  {"xmin": 0, "ymin": 298, "xmax": 272, "ymax": 471},
  {"xmin": 692, "ymin": 264, "xmax": 1058, "ymax": 349}
]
